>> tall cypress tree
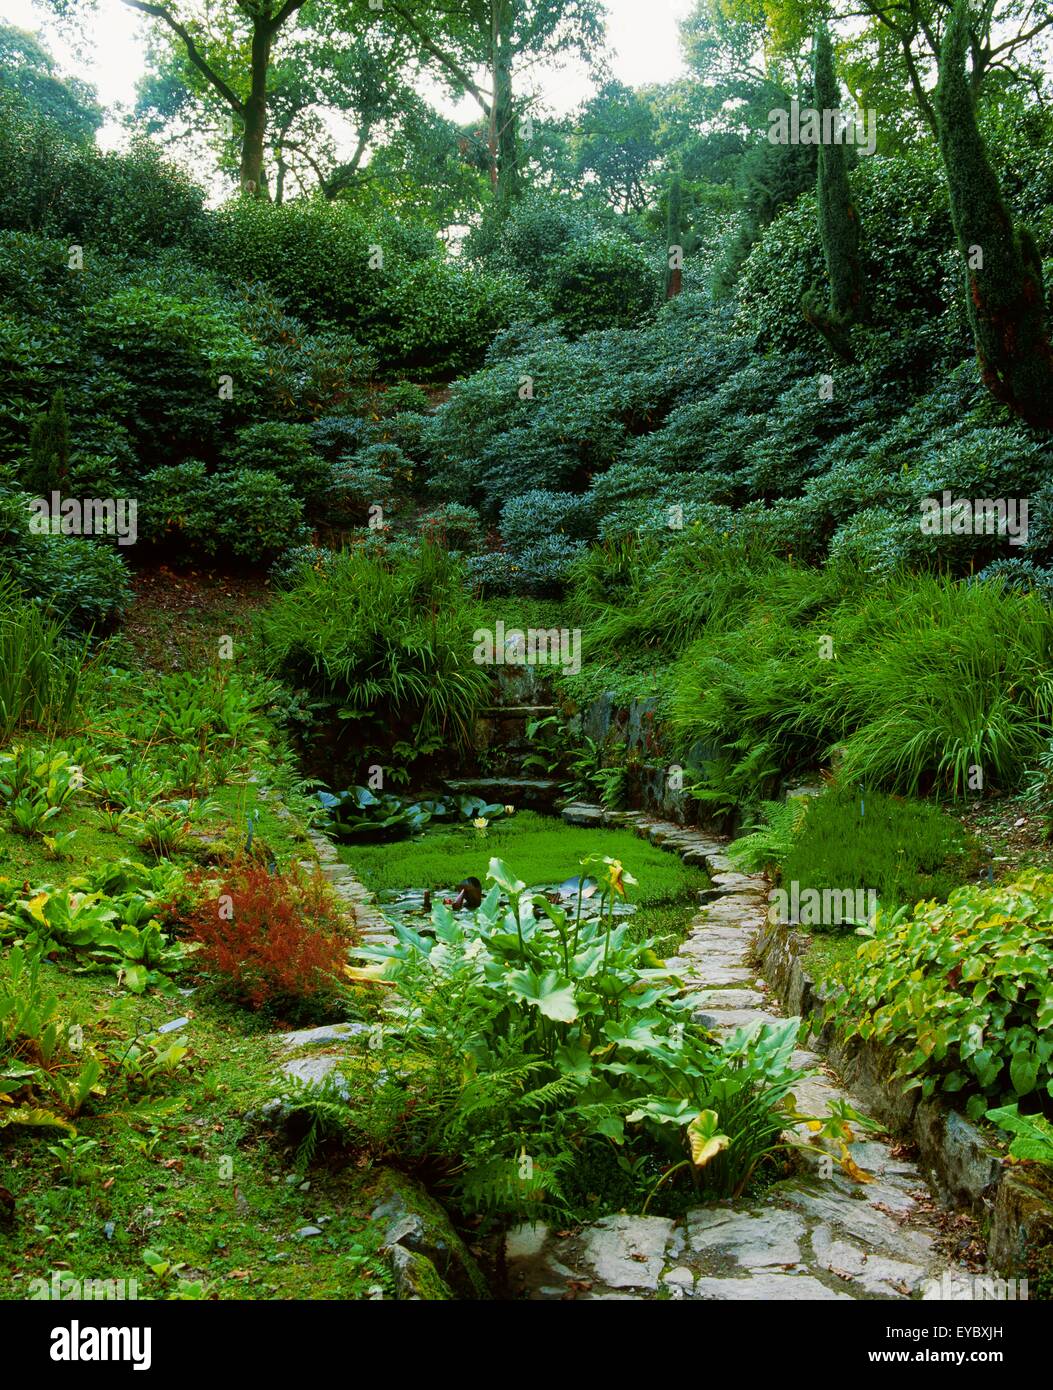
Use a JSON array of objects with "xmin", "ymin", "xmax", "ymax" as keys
[
  {"xmin": 935, "ymin": 0, "xmax": 1053, "ymax": 429},
  {"xmin": 26, "ymin": 388, "xmax": 70, "ymax": 494},
  {"xmin": 802, "ymin": 25, "xmax": 865, "ymax": 360}
]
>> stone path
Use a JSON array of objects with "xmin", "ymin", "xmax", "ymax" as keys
[
  {"xmin": 300, "ymin": 827, "xmax": 399, "ymax": 949},
  {"xmin": 501, "ymin": 807, "xmax": 970, "ymax": 1301}
]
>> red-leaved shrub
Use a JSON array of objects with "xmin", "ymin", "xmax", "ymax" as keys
[{"xmin": 181, "ymin": 860, "xmax": 350, "ymax": 1014}]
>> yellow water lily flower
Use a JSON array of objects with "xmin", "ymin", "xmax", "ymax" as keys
[{"xmin": 473, "ymin": 816, "xmax": 489, "ymax": 829}]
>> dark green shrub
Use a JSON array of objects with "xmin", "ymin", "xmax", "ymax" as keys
[
  {"xmin": 467, "ymin": 195, "xmax": 600, "ymax": 289},
  {"xmin": 379, "ymin": 381, "xmax": 429, "ymax": 415},
  {"xmin": 139, "ymin": 461, "xmax": 306, "ymax": 560},
  {"xmin": 328, "ymin": 459, "xmax": 397, "ymax": 524},
  {"xmin": 310, "ymin": 414, "xmax": 368, "ymax": 461},
  {"xmin": 548, "ymin": 234, "xmax": 659, "ymax": 337},
  {"xmin": 0, "ymin": 488, "xmax": 131, "ymax": 631},
  {"xmin": 416, "ymin": 503, "xmax": 484, "ymax": 554},
  {"xmin": 25, "ymin": 387, "xmax": 70, "ymax": 493},
  {"xmin": 222, "ymin": 421, "xmax": 329, "ymax": 505},
  {"xmin": 422, "ymin": 296, "xmax": 767, "ymax": 513},
  {"xmin": 976, "ymin": 558, "xmax": 1053, "ymax": 603},
  {"xmin": 84, "ymin": 285, "xmax": 256, "ymax": 466},
  {"xmin": 366, "ymin": 259, "xmax": 545, "ymax": 377},
  {"xmin": 0, "ymin": 308, "xmax": 76, "ymax": 468},
  {"xmin": 269, "ymin": 543, "xmax": 335, "ymax": 590},
  {"xmin": 208, "ymin": 199, "xmax": 541, "ymax": 376},
  {"xmin": 207, "ymin": 469, "xmax": 308, "ymax": 560},
  {"xmin": 500, "ymin": 490, "xmax": 595, "ymax": 549},
  {"xmin": 349, "ymin": 442, "xmax": 413, "ymax": 494},
  {"xmin": 138, "ymin": 461, "xmax": 214, "ymax": 549},
  {"xmin": 467, "ymin": 535, "xmax": 584, "ymax": 596},
  {"xmin": 826, "ymin": 506, "xmax": 922, "ymax": 573},
  {"xmin": 737, "ymin": 152, "xmax": 956, "ymax": 375},
  {"xmin": 367, "ymin": 410, "xmax": 431, "ymax": 465},
  {"xmin": 208, "ymin": 198, "xmax": 433, "ymax": 330},
  {"xmin": 0, "ymin": 99, "xmax": 210, "ymax": 256},
  {"xmin": 230, "ymin": 282, "xmax": 375, "ymax": 420}
]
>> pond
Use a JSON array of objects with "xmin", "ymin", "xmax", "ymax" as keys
[{"xmin": 336, "ymin": 809, "xmax": 709, "ymax": 956}]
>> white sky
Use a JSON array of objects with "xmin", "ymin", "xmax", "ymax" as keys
[{"xmin": 0, "ymin": 0, "xmax": 695, "ymax": 148}]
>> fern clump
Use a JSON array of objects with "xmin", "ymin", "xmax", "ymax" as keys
[{"xmin": 727, "ymin": 798, "xmax": 809, "ymax": 874}]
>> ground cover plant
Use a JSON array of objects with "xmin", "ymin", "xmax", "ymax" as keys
[{"xmin": 827, "ymin": 872, "xmax": 1053, "ymax": 1120}]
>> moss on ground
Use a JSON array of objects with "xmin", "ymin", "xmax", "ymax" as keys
[{"xmin": 0, "ymin": 959, "xmax": 391, "ymax": 1300}]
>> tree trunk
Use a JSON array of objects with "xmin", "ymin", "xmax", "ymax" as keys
[
  {"xmin": 665, "ymin": 175, "xmax": 683, "ymax": 299},
  {"xmin": 240, "ymin": 20, "xmax": 272, "ymax": 195},
  {"xmin": 492, "ymin": 0, "xmax": 520, "ymax": 214},
  {"xmin": 935, "ymin": 0, "xmax": 1053, "ymax": 428},
  {"xmin": 801, "ymin": 26, "xmax": 865, "ymax": 359}
]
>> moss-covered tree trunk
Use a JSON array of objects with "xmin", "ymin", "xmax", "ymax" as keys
[
  {"xmin": 491, "ymin": 0, "xmax": 520, "ymax": 215},
  {"xmin": 935, "ymin": 0, "xmax": 1053, "ymax": 429},
  {"xmin": 239, "ymin": 21, "xmax": 272, "ymax": 196},
  {"xmin": 802, "ymin": 25, "xmax": 864, "ymax": 360}
]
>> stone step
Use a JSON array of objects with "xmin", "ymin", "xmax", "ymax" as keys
[
  {"xmin": 479, "ymin": 705, "xmax": 558, "ymax": 718},
  {"xmin": 693, "ymin": 1007, "xmax": 781, "ymax": 1031}
]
